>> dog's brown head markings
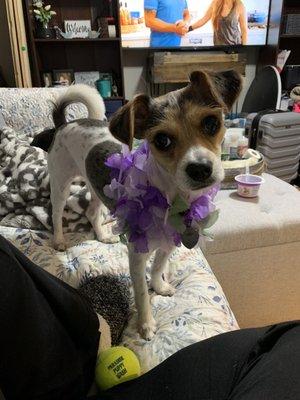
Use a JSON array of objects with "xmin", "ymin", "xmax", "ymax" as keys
[{"xmin": 109, "ymin": 69, "xmax": 242, "ymax": 192}]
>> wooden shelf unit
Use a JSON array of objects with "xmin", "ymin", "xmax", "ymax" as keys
[
  {"xmin": 23, "ymin": 0, "xmax": 125, "ymax": 102},
  {"xmin": 258, "ymin": 0, "xmax": 300, "ymax": 69},
  {"xmin": 279, "ymin": 0, "xmax": 300, "ymax": 65}
]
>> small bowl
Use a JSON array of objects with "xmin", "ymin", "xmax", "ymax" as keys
[
  {"xmin": 88, "ymin": 31, "xmax": 100, "ymax": 39},
  {"xmin": 61, "ymin": 32, "xmax": 73, "ymax": 39},
  {"xmin": 234, "ymin": 174, "xmax": 265, "ymax": 198}
]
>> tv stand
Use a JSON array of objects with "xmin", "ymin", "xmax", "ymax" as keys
[
  {"xmin": 148, "ymin": 51, "xmax": 246, "ymax": 94},
  {"xmin": 224, "ymin": 48, "xmax": 239, "ymax": 55}
]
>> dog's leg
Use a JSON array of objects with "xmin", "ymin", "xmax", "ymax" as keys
[
  {"xmin": 150, "ymin": 248, "xmax": 175, "ymax": 296},
  {"xmin": 50, "ymin": 178, "xmax": 72, "ymax": 251},
  {"xmin": 128, "ymin": 246, "xmax": 156, "ymax": 340},
  {"xmin": 86, "ymin": 185, "xmax": 119, "ymax": 244}
]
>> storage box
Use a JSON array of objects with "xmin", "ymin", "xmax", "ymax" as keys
[{"xmin": 246, "ymin": 111, "xmax": 300, "ymax": 182}]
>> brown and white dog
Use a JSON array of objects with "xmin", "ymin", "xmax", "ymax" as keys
[{"xmin": 44, "ymin": 70, "xmax": 242, "ymax": 340}]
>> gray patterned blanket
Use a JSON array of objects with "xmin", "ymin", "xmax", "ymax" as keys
[{"xmin": 0, "ymin": 126, "xmax": 92, "ymax": 232}]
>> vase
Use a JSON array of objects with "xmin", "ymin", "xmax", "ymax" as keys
[{"xmin": 35, "ymin": 23, "xmax": 55, "ymax": 39}]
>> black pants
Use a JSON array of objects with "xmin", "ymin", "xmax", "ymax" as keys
[
  {"xmin": 0, "ymin": 235, "xmax": 99, "ymax": 400},
  {"xmin": 102, "ymin": 321, "xmax": 300, "ymax": 400},
  {"xmin": 0, "ymin": 235, "xmax": 299, "ymax": 400}
]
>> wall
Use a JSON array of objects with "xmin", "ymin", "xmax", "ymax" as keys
[
  {"xmin": 123, "ymin": 47, "xmax": 259, "ymax": 111},
  {"xmin": 236, "ymin": 47, "xmax": 259, "ymax": 112},
  {"xmin": 123, "ymin": 49, "xmax": 149, "ymax": 98},
  {"xmin": 0, "ymin": 2, "xmax": 15, "ymax": 86}
]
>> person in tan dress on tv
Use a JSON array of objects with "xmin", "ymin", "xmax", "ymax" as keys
[{"xmin": 188, "ymin": 0, "xmax": 248, "ymax": 45}]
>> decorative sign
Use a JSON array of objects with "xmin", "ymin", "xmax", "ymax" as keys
[{"xmin": 64, "ymin": 20, "xmax": 91, "ymax": 38}]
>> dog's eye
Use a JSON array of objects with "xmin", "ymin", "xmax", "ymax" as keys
[
  {"xmin": 153, "ymin": 133, "xmax": 172, "ymax": 151},
  {"xmin": 201, "ymin": 116, "xmax": 220, "ymax": 136}
]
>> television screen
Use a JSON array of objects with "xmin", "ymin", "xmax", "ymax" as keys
[{"xmin": 120, "ymin": 0, "xmax": 271, "ymax": 48}]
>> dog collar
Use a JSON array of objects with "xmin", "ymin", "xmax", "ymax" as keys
[{"xmin": 104, "ymin": 141, "xmax": 220, "ymax": 253}]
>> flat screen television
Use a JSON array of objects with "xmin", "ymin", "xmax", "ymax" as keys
[{"xmin": 120, "ymin": 0, "xmax": 271, "ymax": 49}]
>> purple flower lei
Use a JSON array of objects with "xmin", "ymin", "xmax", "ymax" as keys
[{"xmin": 103, "ymin": 141, "xmax": 219, "ymax": 253}]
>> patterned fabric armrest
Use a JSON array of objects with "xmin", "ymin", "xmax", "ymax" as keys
[
  {"xmin": 0, "ymin": 110, "xmax": 6, "ymax": 128},
  {"xmin": 0, "ymin": 87, "xmax": 88, "ymax": 137}
]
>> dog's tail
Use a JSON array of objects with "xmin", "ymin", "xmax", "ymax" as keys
[{"xmin": 52, "ymin": 84, "xmax": 106, "ymax": 128}]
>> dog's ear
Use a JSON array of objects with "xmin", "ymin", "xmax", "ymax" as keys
[
  {"xmin": 189, "ymin": 70, "xmax": 226, "ymax": 109},
  {"xmin": 109, "ymin": 94, "xmax": 152, "ymax": 149},
  {"xmin": 209, "ymin": 70, "xmax": 243, "ymax": 111},
  {"xmin": 189, "ymin": 69, "xmax": 242, "ymax": 112}
]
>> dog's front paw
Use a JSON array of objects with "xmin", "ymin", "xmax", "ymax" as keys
[
  {"xmin": 53, "ymin": 241, "xmax": 67, "ymax": 252},
  {"xmin": 151, "ymin": 279, "xmax": 175, "ymax": 297},
  {"xmin": 138, "ymin": 317, "xmax": 157, "ymax": 341}
]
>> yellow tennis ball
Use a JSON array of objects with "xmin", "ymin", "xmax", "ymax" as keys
[{"xmin": 95, "ymin": 346, "xmax": 141, "ymax": 391}]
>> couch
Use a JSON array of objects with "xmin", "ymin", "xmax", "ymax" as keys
[
  {"xmin": 2, "ymin": 86, "xmax": 299, "ymax": 371},
  {"xmin": 0, "ymin": 87, "xmax": 237, "ymax": 373}
]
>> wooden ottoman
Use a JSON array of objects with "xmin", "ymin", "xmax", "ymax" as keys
[{"xmin": 205, "ymin": 173, "xmax": 300, "ymax": 328}]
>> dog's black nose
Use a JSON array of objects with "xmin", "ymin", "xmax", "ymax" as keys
[{"xmin": 186, "ymin": 160, "xmax": 213, "ymax": 182}]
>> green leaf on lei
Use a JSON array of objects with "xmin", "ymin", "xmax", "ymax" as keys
[
  {"xmin": 169, "ymin": 195, "xmax": 189, "ymax": 216},
  {"xmin": 201, "ymin": 209, "xmax": 220, "ymax": 230},
  {"xmin": 201, "ymin": 230, "xmax": 215, "ymax": 240},
  {"xmin": 168, "ymin": 214, "xmax": 186, "ymax": 234}
]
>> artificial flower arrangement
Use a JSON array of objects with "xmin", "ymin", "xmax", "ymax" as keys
[{"xmin": 33, "ymin": 0, "xmax": 56, "ymax": 29}]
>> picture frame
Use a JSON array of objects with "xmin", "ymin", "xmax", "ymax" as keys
[
  {"xmin": 42, "ymin": 72, "xmax": 53, "ymax": 87},
  {"xmin": 74, "ymin": 71, "xmax": 100, "ymax": 87},
  {"xmin": 64, "ymin": 20, "xmax": 91, "ymax": 38},
  {"xmin": 53, "ymin": 69, "xmax": 74, "ymax": 86}
]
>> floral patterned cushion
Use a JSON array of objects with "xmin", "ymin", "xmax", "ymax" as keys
[
  {"xmin": 0, "ymin": 87, "xmax": 238, "ymax": 373},
  {"xmin": 0, "ymin": 225, "xmax": 238, "ymax": 373}
]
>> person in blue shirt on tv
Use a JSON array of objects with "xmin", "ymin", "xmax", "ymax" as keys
[{"xmin": 144, "ymin": 0, "xmax": 190, "ymax": 47}]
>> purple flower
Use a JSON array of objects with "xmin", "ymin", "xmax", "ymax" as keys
[
  {"xmin": 142, "ymin": 186, "xmax": 169, "ymax": 210},
  {"xmin": 185, "ymin": 196, "xmax": 211, "ymax": 225},
  {"xmin": 105, "ymin": 145, "xmax": 133, "ymax": 181},
  {"xmin": 184, "ymin": 185, "xmax": 219, "ymax": 226},
  {"xmin": 103, "ymin": 178, "xmax": 125, "ymax": 201}
]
